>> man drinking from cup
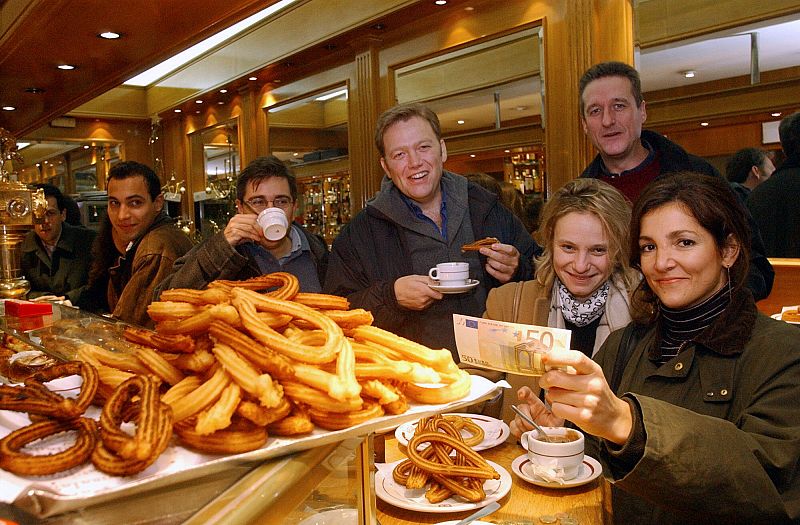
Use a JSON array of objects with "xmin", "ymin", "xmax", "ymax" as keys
[{"xmin": 156, "ymin": 156, "xmax": 328, "ymax": 295}]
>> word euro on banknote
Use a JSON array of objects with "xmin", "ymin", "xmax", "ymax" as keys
[{"xmin": 453, "ymin": 314, "xmax": 571, "ymax": 376}]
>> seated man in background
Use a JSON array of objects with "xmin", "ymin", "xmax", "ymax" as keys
[
  {"xmin": 79, "ymin": 161, "xmax": 192, "ymax": 327},
  {"xmin": 325, "ymin": 103, "xmax": 538, "ymax": 355},
  {"xmin": 21, "ymin": 183, "xmax": 96, "ymax": 304},
  {"xmin": 156, "ymin": 155, "xmax": 328, "ymax": 296},
  {"xmin": 725, "ymin": 147, "xmax": 775, "ymax": 204}
]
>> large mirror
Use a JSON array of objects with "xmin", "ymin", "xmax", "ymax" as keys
[
  {"xmin": 267, "ymin": 85, "xmax": 350, "ymax": 244},
  {"xmin": 393, "ymin": 26, "xmax": 545, "ymax": 206}
]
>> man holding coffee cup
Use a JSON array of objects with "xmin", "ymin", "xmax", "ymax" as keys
[
  {"xmin": 156, "ymin": 156, "xmax": 328, "ymax": 295},
  {"xmin": 325, "ymin": 103, "xmax": 538, "ymax": 355}
]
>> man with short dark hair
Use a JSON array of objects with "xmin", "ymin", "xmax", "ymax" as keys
[
  {"xmin": 578, "ymin": 61, "xmax": 773, "ymax": 300},
  {"xmin": 156, "ymin": 155, "xmax": 328, "ymax": 295},
  {"xmin": 748, "ymin": 112, "xmax": 800, "ymax": 257},
  {"xmin": 21, "ymin": 183, "xmax": 96, "ymax": 303},
  {"xmin": 79, "ymin": 161, "xmax": 192, "ymax": 327},
  {"xmin": 726, "ymin": 147, "xmax": 775, "ymax": 203}
]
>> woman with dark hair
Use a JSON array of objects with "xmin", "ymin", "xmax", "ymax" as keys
[{"xmin": 510, "ymin": 173, "xmax": 800, "ymax": 524}]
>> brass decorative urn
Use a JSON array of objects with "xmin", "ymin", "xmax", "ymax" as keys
[{"xmin": 0, "ymin": 128, "xmax": 47, "ymax": 299}]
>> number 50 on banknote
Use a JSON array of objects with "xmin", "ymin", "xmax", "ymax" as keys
[{"xmin": 453, "ymin": 314, "xmax": 572, "ymax": 376}]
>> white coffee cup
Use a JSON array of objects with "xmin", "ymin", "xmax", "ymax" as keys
[
  {"xmin": 256, "ymin": 208, "xmax": 289, "ymax": 241},
  {"xmin": 428, "ymin": 262, "xmax": 469, "ymax": 286},
  {"xmin": 521, "ymin": 427, "xmax": 584, "ymax": 481}
]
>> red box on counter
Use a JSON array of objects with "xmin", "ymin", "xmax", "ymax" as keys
[{"xmin": 4, "ymin": 299, "xmax": 53, "ymax": 317}]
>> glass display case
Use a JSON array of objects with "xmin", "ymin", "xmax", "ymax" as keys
[
  {"xmin": 504, "ymin": 150, "xmax": 546, "ymax": 198},
  {"xmin": 297, "ymin": 171, "xmax": 351, "ymax": 245}
]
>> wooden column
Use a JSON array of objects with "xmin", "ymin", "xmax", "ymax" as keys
[
  {"xmin": 349, "ymin": 41, "xmax": 382, "ymax": 212},
  {"xmin": 543, "ymin": 0, "xmax": 634, "ymax": 193},
  {"xmin": 237, "ymin": 85, "xmax": 259, "ymax": 167}
]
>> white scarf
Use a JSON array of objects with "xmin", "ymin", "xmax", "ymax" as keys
[{"xmin": 557, "ymin": 279, "xmax": 609, "ymax": 327}]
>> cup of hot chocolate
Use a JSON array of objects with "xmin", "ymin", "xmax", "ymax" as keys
[
  {"xmin": 428, "ymin": 262, "xmax": 469, "ymax": 286},
  {"xmin": 257, "ymin": 207, "xmax": 289, "ymax": 241},
  {"xmin": 520, "ymin": 427, "xmax": 584, "ymax": 481}
]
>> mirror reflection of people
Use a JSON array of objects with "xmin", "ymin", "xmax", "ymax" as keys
[
  {"xmin": 578, "ymin": 61, "xmax": 774, "ymax": 301},
  {"xmin": 79, "ymin": 161, "xmax": 192, "ymax": 327},
  {"xmin": 747, "ymin": 111, "xmax": 800, "ymax": 258},
  {"xmin": 725, "ymin": 147, "xmax": 775, "ymax": 203},
  {"xmin": 156, "ymin": 156, "xmax": 328, "ymax": 296},
  {"xmin": 21, "ymin": 183, "xmax": 96, "ymax": 304},
  {"xmin": 511, "ymin": 173, "xmax": 800, "ymax": 524},
  {"xmin": 325, "ymin": 103, "xmax": 539, "ymax": 355}
]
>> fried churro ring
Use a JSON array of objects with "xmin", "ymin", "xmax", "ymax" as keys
[
  {"xmin": 267, "ymin": 404, "xmax": 315, "ymax": 436},
  {"xmin": 212, "ymin": 343, "xmax": 283, "ymax": 408},
  {"xmin": 208, "ymin": 321, "xmax": 294, "ymax": 380},
  {"xmin": 281, "ymin": 381, "xmax": 362, "ymax": 413},
  {"xmin": 159, "ymin": 287, "xmax": 230, "ymax": 305},
  {"xmin": 3, "ymin": 361, "xmax": 100, "ymax": 419},
  {"xmin": 351, "ymin": 325, "xmax": 455, "ymax": 373},
  {"xmin": 165, "ymin": 366, "xmax": 229, "ymax": 422},
  {"xmin": 445, "ymin": 415, "xmax": 484, "ymax": 447},
  {"xmin": 292, "ymin": 292, "xmax": 349, "ymax": 310},
  {"xmin": 407, "ymin": 431, "xmax": 499, "ymax": 480},
  {"xmin": 306, "ymin": 401, "xmax": 384, "ymax": 430},
  {"xmin": 175, "ymin": 417, "xmax": 267, "ymax": 454},
  {"xmin": 403, "ymin": 369, "xmax": 472, "ymax": 405},
  {"xmin": 232, "ymin": 288, "xmax": 343, "ymax": 365},
  {"xmin": 195, "ymin": 382, "xmax": 241, "ymax": 435},
  {"xmin": 0, "ymin": 418, "xmax": 97, "ymax": 476},
  {"xmin": 96, "ymin": 375, "xmax": 171, "ymax": 462},
  {"xmin": 135, "ymin": 347, "xmax": 185, "ymax": 385},
  {"xmin": 236, "ymin": 396, "xmax": 292, "ymax": 427},
  {"xmin": 147, "ymin": 301, "xmax": 208, "ymax": 322},
  {"xmin": 123, "ymin": 327, "xmax": 196, "ymax": 354},
  {"xmin": 209, "ymin": 271, "xmax": 299, "ymax": 300},
  {"xmin": 461, "ymin": 236, "xmax": 499, "ymax": 251},
  {"xmin": 156, "ymin": 303, "xmax": 240, "ymax": 336}
]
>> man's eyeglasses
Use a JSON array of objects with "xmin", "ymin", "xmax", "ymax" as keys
[
  {"xmin": 44, "ymin": 209, "xmax": 61, "ymax": 219},
  {"xmin": 245, "ymin": 196, "xmax": 293, "ymax": 212}
]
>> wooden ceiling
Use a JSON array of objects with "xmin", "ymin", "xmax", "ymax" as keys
[{"xmin": 0, "ymin": 0, "xmax": 276, "ymax": 136}]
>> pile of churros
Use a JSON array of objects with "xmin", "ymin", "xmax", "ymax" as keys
[
  {"xmin": 0, "ymin": 272, "xmax": 473, "ymax": 477},
  {"xmin": 392, "ymin": 414, "xmax": 499, "ymax": 503}
]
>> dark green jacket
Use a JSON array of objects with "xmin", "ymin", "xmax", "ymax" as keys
[
  {"xmin": 590, "ymin": 289, "xmax": 800, "ymax": 524},
  {"xmin": 21, "ymin": 222, "xmax": 96, "ymax": 303}
]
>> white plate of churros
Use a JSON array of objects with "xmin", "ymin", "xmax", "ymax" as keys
[
  {"xmin": 395, "ymin": 413, "xmax": 510, "ymax": 451},
  {"xmin": 375, "ymin": 459, "xmax": 511, "ymax": 513}
]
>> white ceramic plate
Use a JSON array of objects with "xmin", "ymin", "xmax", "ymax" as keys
[
  {"xmin": 375, "ymin": 459, "xmax": 511, "ymax": 513},
  {"xmin": 394, "ymin": 413, "xmax": 510, "ymax": 452},
  {"xmin": 428, "ymin": 279, "xmax": 480, "ymax": 294},
  {"xmin": 298, "ymin": 508, "xmax": 357, "ymax": 525},
  {"xmin": 511, "ymin": 453, "xmax": 602, "ymax": 489}
]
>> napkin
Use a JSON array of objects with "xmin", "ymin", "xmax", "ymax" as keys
[{"xmin": 528, "ymin": 463, "xmax": 567, "ymax": 484}]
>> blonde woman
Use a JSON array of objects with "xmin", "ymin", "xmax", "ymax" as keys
[{"xmin": 486, "ymin": 178, "xmax": 638, "ymax": 356}]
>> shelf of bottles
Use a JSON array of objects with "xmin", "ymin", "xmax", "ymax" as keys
[
  {"xmin": 297, "ymin": 171, "xmax": 351, "ymax": 245},
  {"xmin": 504, "ymin": 150, "xmax": 546, "ymax": 199}
]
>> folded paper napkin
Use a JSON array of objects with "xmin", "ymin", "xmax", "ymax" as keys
[{"xmin": 529, "ymin": 463, "xmax": 567, "ymax": 484}]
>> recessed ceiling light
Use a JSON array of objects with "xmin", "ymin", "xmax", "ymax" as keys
[
  {"xmin": 83, "ymin": 145, "xmax": 90, "ymax": 149},
  {"xmin": 249, "ymin": 76, "xmax": 258, "ymax": 81},
  {"xmin": 57, "ymin": 64, "xmax": 76, "ymax": 70},
  {"xmin": 218, "ymin": 101, "xmax": 224, "ymax": 105},
  {"xmin": 464, "ymin": 6, "xmax": 474, "ymax": 10},
  {"xmin": 98, "ymin": 31, "xmax": 121, "ymax": 39},
  {"xmin": 469, "ymin": 154, "xmax": 476, "ymax": 158},
  {"xmin": 457, "ymin": 120, "xmax": 465, "ymax": 125},
  {"xmin": 174, "ymin": 109, "xmax": 182, "ymax": 113},
  {"xmin": 700, "ymin": 122, "xmax": 709, "ymax": 127},
  {"xmin": 1, "ymin": 106, "xmax": 15, "ymax": 111},
  {"xmin": 195, "ymin": 110, "xmax": 200, "ymax": 114},
  {"xmin": 504, "ymin": 149, "xmax": 511, "ymax": 153},
  {"xmin": 772, "ymin": 112, "xmax": 782, "ymax": 117},
  {"xmin": 435, "ymin": 0, "xmax": 447, "ymax": 5},
  {"xmin": 24, "ymin": 87, "xmax": 45, "ymax": 94},
  {"xmin": 682, "ymin": 70, "xmax": 696, "ymax": 78},
  {"xmin": 219, "ymin": 89, "xmax": 228, "ymax": 94},
  {"xmin": 195, "ymin": 100, "xmax": 203, "ymax": 104},
  {"xmin": 293, "ymin": 152, "xmax": 299, "ymax": 157}
]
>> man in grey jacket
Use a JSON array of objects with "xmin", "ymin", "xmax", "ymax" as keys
[{"xmin": 156, "ymin": 156, "xmax": 327, "ymax": 296}]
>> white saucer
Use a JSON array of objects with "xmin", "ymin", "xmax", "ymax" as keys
[
  {"xmin": 511, "ymin": 453, "xmax": 602, "ymax": 489},
  {"xmin": 429, "ymin": 279, "xmax": 480, "ymax": 294},
  {"xmin": 395, "ymin": 413, "xmax": 510, "ymax": 451}
]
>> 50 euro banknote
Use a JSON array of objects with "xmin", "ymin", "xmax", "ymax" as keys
[{"xmin": 453, "ymin": 314, "xmax": 572, "ymax": 376}]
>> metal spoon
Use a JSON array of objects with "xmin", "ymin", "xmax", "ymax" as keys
[
  {"xmin": 511, "ymin": 404, "xmax": 554, "ymax": 443},
  {"xmin": 453, "ymin": 501, "xmax": 501, "ymax": 525}
]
